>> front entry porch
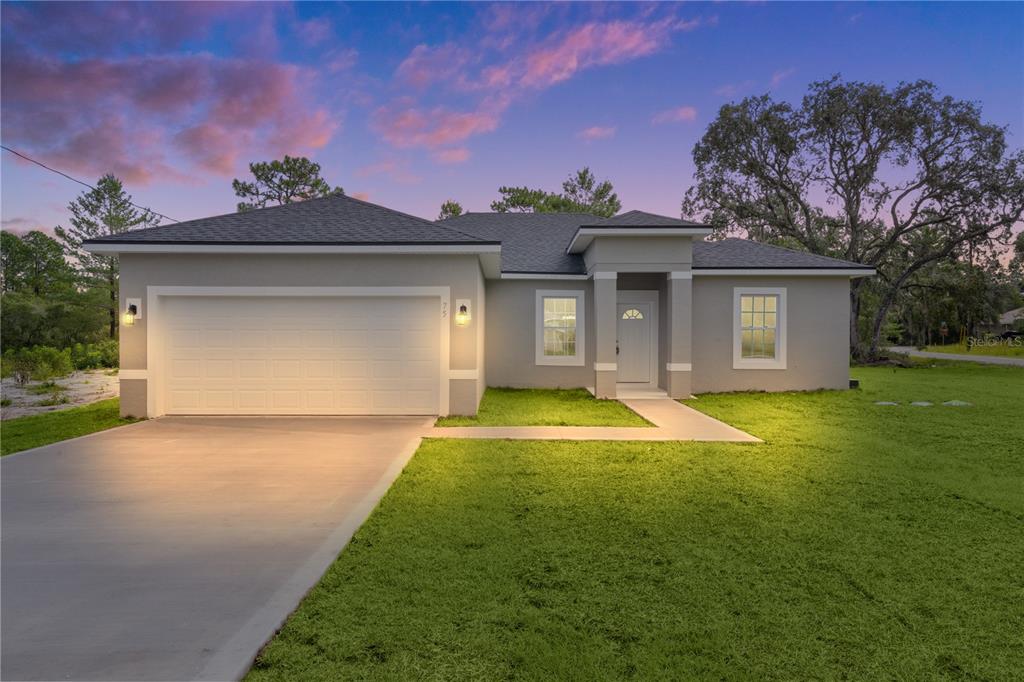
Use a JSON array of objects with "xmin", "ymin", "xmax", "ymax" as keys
[{"xmin": 592, "ymin": 271, "xmax": 693, "ymax": 400}]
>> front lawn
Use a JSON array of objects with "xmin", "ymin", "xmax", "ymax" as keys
[
  {"xmin": 925, "ymin": 342, "xmax": 1024, "ymax": 358},
  {"xmin": 249, "ymin": 364, "xmax": 1022, "ymax": 680},
  {"xmin": 0, "ymin": 398, "xmax": 138, "ymax": 456},
  {"xmin": 436, "ymin": 387, "xmax": 651, "ymax": 427}
]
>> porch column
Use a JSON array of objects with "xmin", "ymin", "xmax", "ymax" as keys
[
  {"xmin": 666, "ymin": 271, "xmax": 693, "ymax": 398},
  {"xmin": 593, "ymin": 271, "xmax": 618, "ymax": 398}
]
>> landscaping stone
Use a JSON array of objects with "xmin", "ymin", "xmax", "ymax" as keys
[
  {"xmin": 910, "ymin": 401, "xmax": 933, "ymax": 407},
  {"xmin": 874, "ymin": 401, "xmax": 900, "ymax": 406},
  {"xmin": 942, "ymin": 400, "xmax": 972, "ymax": 407},
  {"xmin": 0, "ymin": 370, "xmax": 119, "ymax": 420}
]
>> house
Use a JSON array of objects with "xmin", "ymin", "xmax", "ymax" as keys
[{"xmin": 83, "ymin": 194, "xmax": 874, "ymax": 418}]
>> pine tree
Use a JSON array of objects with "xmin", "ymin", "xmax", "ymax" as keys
[{"xmin": 55, "ymin": 175, "xmax": 160, "ymax": 338}]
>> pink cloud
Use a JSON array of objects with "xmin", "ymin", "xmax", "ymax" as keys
[
  {"xmin": 396, "ymin": 43, "xmax": 471, "ymax": 88},
  {"xmin": 520, "ymin": 19, "xmax": 681, "ymax": 89},
  {"xmin": 326, "ymin": 47, "xmax": 359, "ymax": 73},
  {"xmin": 770, "ymin": 67, "xmax": 796, "ymax": 87},
  {"xmin": 355, "ymin": 158, "xmax": 422, "ymax": 185},
  {"xmin": 652, "ymin": 106, "xmax": 697, "ymax": 125},
  {"xmin": 1, "ymin": 50, "xmax": 340, "ymax": 182},
  {"xmin": 175, "ymin": 123, "xmax": 240, "ymax": 175},
  {"xmin": 577, "ymin": 125, "xmax": 616, "ymax": 141},
  {"xmin": 296, "ymin": 16, "xmax": 333, "ymax": 46},
  {"xmin": 374, "ymin": 11, "xmax": 708, "ymax": 159},
  {"xmin": 434, "ymin": 148, "xmax": 471, "ymax": 164},
  {"xmin": 371, "ymin": 100, "xmax": 501, "ymax": 149},
  {"xmin": 352, "ymin": 191, "xmax": 371, "ymax": 201}
]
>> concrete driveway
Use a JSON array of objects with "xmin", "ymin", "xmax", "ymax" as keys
[{"xmin": 1, "ymin": 416, "xmax": 430, "ymax": 681}]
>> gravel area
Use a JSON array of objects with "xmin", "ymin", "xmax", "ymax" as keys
[{"xmin": 0, "ymin": 370, "xmax": 119, "ymax": 420}]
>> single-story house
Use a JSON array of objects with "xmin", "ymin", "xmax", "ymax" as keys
[{"xmin": 83, "ymin": 195, "xmax": 874, "ymax": 418}]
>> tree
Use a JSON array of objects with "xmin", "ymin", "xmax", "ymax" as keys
[
  {"xmin": 55, "ymin": 174, "xmax": 160, "ymax": 339},
  {"xmin": 232, "ymin": 156, "xmax": 343, "ymax": 212},
  {"xmin": 491, "ymin": 167, "xmax": 622, "ymax": 217},
  {"xmin": 1, "ymin": 230, "xmax": 74, "ymax": 295},
  {"xmin": 438, "ymin": 200, "xmax": 464, "ymax": 220},
  {"xmin": 682, "ymin": 76, "xmax": 1024, "ymax": 358}
]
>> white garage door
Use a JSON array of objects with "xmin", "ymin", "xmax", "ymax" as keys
[{"xmin": 161, "ymin": 296, "xmax": 440, "ymax": 415}]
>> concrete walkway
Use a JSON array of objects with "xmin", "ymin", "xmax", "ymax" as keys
[
  {"xmin": 428, "ymin": 398, "xmax": 760, "ymax": 442},
  {"xmin": 890, "ymin": 346, "xmax": 1024, "ymax": 367}
]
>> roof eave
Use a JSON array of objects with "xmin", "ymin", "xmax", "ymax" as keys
[
  {"xmin": 566, "ymin": 226, "xmax": 715, "ymax": 254},
  {"xmin": 82, "ymin": 242, "xmax": 501, "ymax": 255},
  {"xmin": 692, "ymin": 267, "xmax": 875, "ymax": 278}
]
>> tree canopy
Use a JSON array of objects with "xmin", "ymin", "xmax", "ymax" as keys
[
  {"xmin": 682, "ymin": 76, "xmax": 1024, "ymax": 357},
  {"xmin": 438, "ymin": 199, "xmax": 464, "ymax": 220},
  {"xmin": 491, "ymin": 167, "xmax": 621, "ymax": 218},
  {"xmin": 232, "ymin": 156, "xmax": 343, "ymax": 212}
]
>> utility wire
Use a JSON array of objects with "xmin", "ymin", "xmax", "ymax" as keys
[{"xmin": 1, "ymin": 144, "xmax": 180, "ymax": 223}]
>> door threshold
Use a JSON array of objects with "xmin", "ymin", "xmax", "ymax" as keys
[{"xmin": 614, "ymin": 384, "xmax": 669, "ymax": 399}]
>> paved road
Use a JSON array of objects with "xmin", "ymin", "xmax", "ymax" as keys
[
  {"xmin": 889, "ymin": 346, "xmax": 1024, "ymax": 367},
  {"xmin": 1, "ymin": 416, "xmax": 430, "ymax": 681}
]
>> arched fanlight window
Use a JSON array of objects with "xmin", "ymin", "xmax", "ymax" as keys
[{"xmin": 621, "ymin": 308, "xmax": 644, "ymax": 320}]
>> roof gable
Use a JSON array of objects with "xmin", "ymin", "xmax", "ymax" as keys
[{"xmin": 582, "ymin": 210, "xmax": 707, "ymax": 228}]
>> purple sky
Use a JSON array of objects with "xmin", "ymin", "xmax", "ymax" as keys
[{"xmin": 2, "ymin": 1, "xmax": 1022, "ymax": 235}]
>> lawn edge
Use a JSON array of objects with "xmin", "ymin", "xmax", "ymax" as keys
[{"xmin": 0, "ymin": 401, "xmax": 145, "ymax": 458}]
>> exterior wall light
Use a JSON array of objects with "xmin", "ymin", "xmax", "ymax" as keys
[
  {"xmin": 122, "ymin": 304, "xmax": 138, "ymax": 327},
  {"xmin": 122, "ymin": 298, "xmax": 142, "ymax": 327},
  {"xmin": 454, "ymin": 299, "xmax": 471, "ymax": 327}
]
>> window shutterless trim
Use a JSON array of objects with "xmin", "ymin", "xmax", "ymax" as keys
[
  {"xmin": 535, "ymin": 289, "xmax": 586, "ymax": 366},
  {"xmin": 732, "ymin": 287, "xmax": 787, "ymax": 370}
]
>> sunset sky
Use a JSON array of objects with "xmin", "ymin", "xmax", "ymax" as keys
[{"xmin": 2, "ymin": 1, "xmax": 1022, "ymax": 233}]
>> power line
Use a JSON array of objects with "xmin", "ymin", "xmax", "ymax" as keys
[{"xmin": 1, "ymin": 144, "xmax": 180, "ymax": 223}]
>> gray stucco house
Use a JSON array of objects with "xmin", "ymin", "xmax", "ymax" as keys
[{"xmin": 83, "ymin": 194, "xmax": 874, "ymax": 417}]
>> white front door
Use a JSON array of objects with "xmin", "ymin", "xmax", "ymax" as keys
[
  {"xmin": 160, "ymin": 296, "xmax": 440, "ymax": 415},
  {"xmin": 617, "ymin": 301, "xmax": 652, "ymax": 383}
]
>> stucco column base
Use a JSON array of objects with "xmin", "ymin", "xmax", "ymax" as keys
[
  {"xmin": 448, "ymin": 378, "xmax": 481, "ymax": 416},
  {"xmin": 120, "ymin": 378, "xmax": 148, "ymax": 418},
  {"xmin": 666, "ymin": 370, "xmax": 692, "ymax": 399},
  {"xmin": 594, "ymin": 370, "xmax": 618, "ymax": 399}
]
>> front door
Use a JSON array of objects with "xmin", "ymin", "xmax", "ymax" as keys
[{"xmin": 617, "ymin": 302, "xmax": 652, "ymax": 383}]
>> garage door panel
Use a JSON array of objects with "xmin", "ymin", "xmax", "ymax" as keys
[{"xmin": 162, "ymin": 296, "xmax": 440, "ymax": 415}]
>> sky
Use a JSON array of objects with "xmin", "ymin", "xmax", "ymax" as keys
[{"xmin": 2, "ymin": 1, "xmax": 1023, "ymax": 235}]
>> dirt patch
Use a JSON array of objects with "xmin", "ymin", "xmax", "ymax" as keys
[{"xmin": 1, "ymin": 370, "xmax": 119, "ymax": 420}]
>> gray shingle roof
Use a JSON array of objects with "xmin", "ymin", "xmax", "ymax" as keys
[
  {"xmin": 443, "ymin": 213, "xmax": 871, "ymax": 274},
  {"xmin": 694, "ymin": 239, "xmax": 872, "ymax": 270},
  {"xmin": 84, "ymin": 194, "xmax": 494, "ymax": 245},
  {"xmin": 440, "ymin": 212, "xmax": 590, "ymax": 273},
  {"xmin": 584, "ymin": 210, "xmax": 706, "ymax": 228}
]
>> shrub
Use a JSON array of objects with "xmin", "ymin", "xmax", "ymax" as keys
[
  {"xmin": 0, "ymin": 346, "xmax": 73, "ymax": 384},
  {"xmin": 37, "ymin": 393, "xmax": 70, "ymax": 407},
  {"xmin": 70, "ymin": 340, "xmax": 119, "ymax": 370},
  {"xmin": 28, "ymin": 346, "xmax": 73, "ymax": 381}
]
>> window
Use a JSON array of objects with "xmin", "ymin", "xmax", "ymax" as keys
[
  {"xmin": 733, "ymin": 287, "xmax": 786, "ymax": 370},
  {"xmin": 740, "ymin": 295, "xmax": 777, "ymax": 358},
  {"xmin": 535, "ymin": 290, "xmax": 585, "ymax": 366},
  {"xmin": 621, "ymin": 308, "xmax": 644, "ymax": 320}
]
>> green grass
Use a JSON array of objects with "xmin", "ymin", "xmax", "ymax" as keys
[
  {"xmin": 925, "ymin": 342, "xmax": 1024, "ymax": 358},
  {"xmin": 436, "ymin": 387, "xmax": 651, "ymax": 427},
  {"xmin": 1, "ymin": 398, "xmax": 138, "ymax": 456},
  {"xmin": 249, "ymin": 364, "xmax": 1023, "ymax": 680}
]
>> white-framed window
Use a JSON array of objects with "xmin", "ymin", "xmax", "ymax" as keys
[
  {"xmin": 732, "ymin": 287, "xmax": 787, "ymax": 370},
  {"xmin": 535, "ymin": 289, "xmax": 586, "ymax": 366}
]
